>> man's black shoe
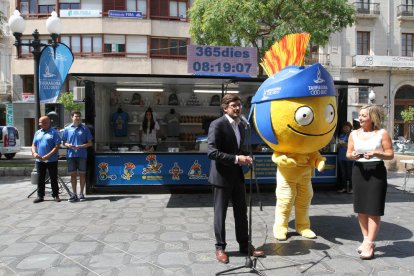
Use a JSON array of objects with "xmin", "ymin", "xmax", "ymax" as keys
[{"xmin": 33, "ymin": 197, "xmax": 44, "ymax": 203}]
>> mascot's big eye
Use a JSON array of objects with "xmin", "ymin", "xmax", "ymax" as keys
[
  {"xmin": 294, "ymin": 106, "xmax": 314, "ymax": 126},
  {"xmin": 324, "ymin": 104, "xmax": 335, "ymax": 123}
]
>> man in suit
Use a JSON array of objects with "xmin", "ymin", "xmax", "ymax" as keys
[{"xmin": 207, "ymin": 93, "xmax": 264, "ymax": 264}]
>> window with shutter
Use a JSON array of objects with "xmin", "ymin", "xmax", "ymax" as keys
[{"xmin": 103, "ymin": 0, "xmax": 126, "ymax": 12}]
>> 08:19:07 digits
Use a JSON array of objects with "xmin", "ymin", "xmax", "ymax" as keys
[{"xmin": 192, "ymin": 62, "xmax": 252, "ymax": 73}]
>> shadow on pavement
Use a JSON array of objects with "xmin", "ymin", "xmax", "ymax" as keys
[
  {"xmin": 379, "ymin": 240, "xmax": 414, "ymax": 258},
  {"xmin": 79, "ymin": 195, "xmax": 144, "ymax": 201},
  {"xmin": 262, "ymin": 239, "xmax": 330, "ymax": 256},
  {"xmin": 310, "ymin": 215, "xmax": 413, "ymax": 245}
]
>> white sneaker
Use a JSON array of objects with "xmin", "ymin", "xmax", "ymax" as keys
[{"xmin": 79, "ymin": 193, "xmax": 86, "ymax": 201}]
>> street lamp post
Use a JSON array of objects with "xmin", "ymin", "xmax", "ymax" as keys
[
  {"xmin": 8, "ymin": 10, "xmax": 62, "ymax": 185},
  {"xmin": 8, "ymin": 9, "xmax": 62, "ymax": 121}
]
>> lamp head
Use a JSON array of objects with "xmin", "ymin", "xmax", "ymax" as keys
[
  {"xmin": 369, "ymin": 89, "xmax": 376, "ymax": 101},
  {"xmin": 46, "ymin": 11, "xmax": 62, "ymax": 35},
  {"xmin": 8, "ymin": 10, "xmax": 25, "ymax": 34}
]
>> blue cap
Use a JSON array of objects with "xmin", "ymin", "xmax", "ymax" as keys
[
  {"xmin": 251, "ymin": 63, "xmax": 335, "ymax": 104},
  {"xmin": 248, "ymin": 63, "xmax": 336, "ymax": 145}
]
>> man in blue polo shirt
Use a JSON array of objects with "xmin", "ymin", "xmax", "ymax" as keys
[
  {"xmin": 62, "ymin": 111, "xmax": 93, "ymax": 202},
  {"xmin": 31, "ymin": 116, "xmax": 62, "ymax": 203}
]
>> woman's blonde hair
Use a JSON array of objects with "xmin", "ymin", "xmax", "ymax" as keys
[{"xmin": 360, "ymin": 105, "xmax": 385, "ymax": 130}]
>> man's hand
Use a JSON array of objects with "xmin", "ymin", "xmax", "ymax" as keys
[
  {"xmin": 238, "ymin": 155, "xmax": 252, "ymax": 166},
  {"xmin": 66, "ymin": 143, "xmax": 81, "ymax": 150}
]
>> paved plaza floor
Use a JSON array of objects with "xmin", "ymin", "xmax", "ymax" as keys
[{"xmin": 0, "ymin": 173, "xmax": 413, "ymax": 275}]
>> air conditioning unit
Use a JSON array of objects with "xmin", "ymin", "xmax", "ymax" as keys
[{"xmin": 73, "ymin": 86, "xmax": 85, "ymax": 101}]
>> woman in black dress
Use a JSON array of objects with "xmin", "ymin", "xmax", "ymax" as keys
[{"xmin": 346, "ymin": 105, "xmax": 394, "ymax": 260}]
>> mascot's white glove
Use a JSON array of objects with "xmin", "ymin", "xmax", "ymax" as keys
[
  {"xmin": 272, "ymin": 153, "xmax": 297, "ymax": 167},
  {"xmin": 309, "ymin": 152, "xmax": 326, "ymax": 172}
]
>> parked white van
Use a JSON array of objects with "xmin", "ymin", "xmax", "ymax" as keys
[{"xmin": 0, "ymin": 126, "xmax": 21, "ymax": 159}]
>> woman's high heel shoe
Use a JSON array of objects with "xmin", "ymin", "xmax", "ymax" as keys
[
  {"xmin": 357, "ymin": 236, "xmax": 368, "ymax": 253},
  {"xmin": 359, "ymin": 241, "xmax": 375, "ymax": 260}
]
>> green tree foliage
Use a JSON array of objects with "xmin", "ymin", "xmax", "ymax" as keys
[
  {"xmin": 57, "ymin": 92, "xmax": 83, "ymax": 114},
  {"xmin": 189, "ymin": 0, "xmax": 355, "ymax": 63},
  {"xmin": 401, "ymin": 107, "xmax": 414, "ymax": 123}
]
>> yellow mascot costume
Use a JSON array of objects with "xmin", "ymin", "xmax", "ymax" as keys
[{"xmin": 249, "ymin": 33, "xmax": 337, "ymax": 240}]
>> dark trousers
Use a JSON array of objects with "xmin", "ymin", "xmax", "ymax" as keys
[
  {"xmin": 213, "ymin": 183, "xmax": 248, "ymax": 250},
  {"xmin": 338, "ymin": 160, "xmax": 353, "ymax": 189},
  {"xmin": 36, "ymin": 161, "xmax": 59, "ymax": 198}
]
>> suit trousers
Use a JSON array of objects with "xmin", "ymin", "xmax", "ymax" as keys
[
  {"xmin": 213, "ymin": 182, "xmax": 248, "ymax": 250},
  {"xmin": 36, "ymin": 161, "xmax": 59, "ymax": 198}
]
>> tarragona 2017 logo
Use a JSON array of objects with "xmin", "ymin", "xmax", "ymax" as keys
[
  {"xmin": 121, "ymin": 162, "xmax": 136, "ymax": 180},
  {"xmin": 188, "ymin": 160, "xmax": 207, "ymax": 180},
  {"xmin": 142, "ymin": 154, "xmax": 163, "ymax": 174},
  {"xmin": 169, "ymin": 162, "xmax": 183, "ymax": 180},
  {"xmin": 98, "ymin": 162, "xmax": 117, "ymax": 180}
]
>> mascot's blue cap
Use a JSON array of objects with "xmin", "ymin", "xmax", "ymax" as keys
[{"xmin": 248, "ymin": 63, "xmax": 336, "ymax": 145}]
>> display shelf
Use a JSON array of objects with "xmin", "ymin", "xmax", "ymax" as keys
[{"xmin": 109, "ymin": 92, "xmax": 220, "ymax": 153}]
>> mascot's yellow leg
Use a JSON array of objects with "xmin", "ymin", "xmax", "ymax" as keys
[
  {"xmin": 295, "ymin": 170, "xmax": 316, "ymax": 239},
  {"xmin": 274, "ymin": 170, "xmax": 296, "ymax": 241}
]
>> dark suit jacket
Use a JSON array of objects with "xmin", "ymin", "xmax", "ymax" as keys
[{"xmin": 207, "ymin": 115, "xmax": 246, "ymax": 187}]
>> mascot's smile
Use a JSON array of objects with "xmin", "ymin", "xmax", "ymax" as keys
[{"xmin": 287, "ymin": 124, "xmax": 337, "ymax": 136}]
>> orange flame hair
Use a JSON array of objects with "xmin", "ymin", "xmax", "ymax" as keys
[{"xmin": 260, "ymin": 33, "xmax": 310, "ymax": 77}]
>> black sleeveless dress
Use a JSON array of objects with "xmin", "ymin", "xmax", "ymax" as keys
[{"xmin": 351, "ymin": 130, "xmax": 388, "ymax": 216}]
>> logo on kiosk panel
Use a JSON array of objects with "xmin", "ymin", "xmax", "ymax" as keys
[
  {"xmin": 121, "ymin": 162, "xmax": 135, "ymax": 180},
  {"xmin": 98, "ymin": 162, "xmax": 117, "ymax": 180},
  {"xmin": 142, "ymin": 154, "xmax": 163, "ymax": 180},
  {"xmin": 188, "ymin": 160, "xmax": 207, "ymax": 180},
  {"xmin": 169, "ymin": 162, "xmax": 183, "ymax": 180}
]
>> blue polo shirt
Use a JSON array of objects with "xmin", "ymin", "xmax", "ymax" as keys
[
  {"xmin": 62, "ymin": 123, "xmax": 93, "ymax": 158},
  {"xmin": 32, "ymin": 127, "xmax": 61, "ymax": 163}
]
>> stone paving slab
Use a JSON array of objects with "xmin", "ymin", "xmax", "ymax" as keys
[{"xmin": 0, "ymin": 173, "xmax": 413, "ymax": 275}]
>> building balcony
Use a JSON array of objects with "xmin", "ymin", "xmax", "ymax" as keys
[
  {"xmin": 353, "ymin": 2, "xmax": 380, "ymax": 18},
  {"xmin": 397, "ymin": 4, "xmax": 414, "ymax": 21},
  {"xmin": 352, "ymin": 55, "xmax": 414, "ymax": 70}
]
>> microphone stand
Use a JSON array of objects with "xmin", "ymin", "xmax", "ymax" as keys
[{"xmin": 216, "ymin": 120, "xmax": 265, "ymax": 276}]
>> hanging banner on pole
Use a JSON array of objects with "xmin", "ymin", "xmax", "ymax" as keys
[
  {"xmin": 6, "ymin": 103, "xmax": 13, "ymax": 126},
  {"xmin": 38, "ymin": 43, "xmax": 74, "ymax": 103}
]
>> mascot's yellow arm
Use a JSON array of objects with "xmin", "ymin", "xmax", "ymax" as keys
[{"xmin": 271, "ymin": 152, "xmax": 326, "ymax": 172}]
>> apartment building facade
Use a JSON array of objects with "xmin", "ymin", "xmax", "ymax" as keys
[
  {"xmin": 9, "ymin": 0, "xmax": 193, "ymax": 145},
  {"xmin": 324, "ymin": 0, "xmax": 414, "ymax": 140}
]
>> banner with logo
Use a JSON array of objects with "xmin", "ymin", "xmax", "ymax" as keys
[
  {"xmin": 38, "ymin": 43, "xmax": 74, "ymax": 103},
  {"xmin": 6, "ymin": 103, "xmax": 13, "ymax": 126},
  {"xmin": 94, "ymin": 153, "xmax": 336, "ymax": 186}
]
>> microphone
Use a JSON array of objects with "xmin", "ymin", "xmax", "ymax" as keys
[{"xmin": 240, "ymin": 115, "xmax": 250, "ymax": 126}]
